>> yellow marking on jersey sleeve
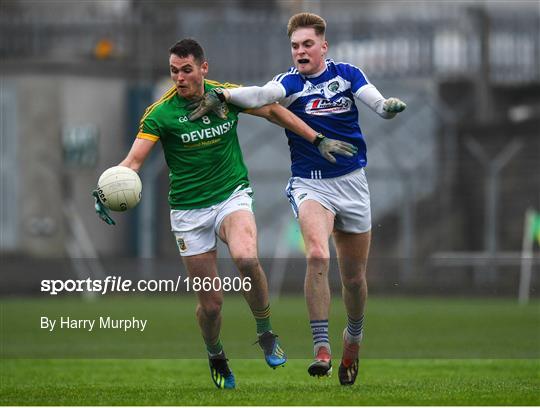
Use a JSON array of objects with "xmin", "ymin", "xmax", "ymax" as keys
[
  {"xmin": 137, "ymin": 132, "xmax": 160, "ymax": 142},
  {"xmin": 205, "ymin": 79, "xmax": 242, "ymax": 89},
  {"xmin": 139, "ymin": 85, "xmax": 177, "ymax": 124}
]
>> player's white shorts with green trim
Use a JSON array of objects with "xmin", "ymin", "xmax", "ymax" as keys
[
  {"xmin": 170, "ymin": 186, "xmax": 253, "ymax": 256},
  {"xmin": 285, "ymin": 168, "xmax": 371, "ymax": 234}
]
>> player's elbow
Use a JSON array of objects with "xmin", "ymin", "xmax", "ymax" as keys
[{"xmin": 263, "ymin": 104, "xmax": 284, "ymax": 124}]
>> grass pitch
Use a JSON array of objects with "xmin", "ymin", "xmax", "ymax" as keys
[
  {"xmin": 1, "ymin": 358, "xmax": 538, "ymax": 405},
  {"xmin": 1, "ymin": 295, "xmax": 539, "ymax": 405}
]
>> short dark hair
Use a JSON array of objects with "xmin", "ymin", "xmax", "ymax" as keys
[{"xmin": 169, "ymin": 38, "xmax": 205, "ymax": 64}]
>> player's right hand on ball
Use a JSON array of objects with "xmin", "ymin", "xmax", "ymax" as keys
[
  {"xmin": 318, "ymin": 137, "xmax": 358, "ymax": 164},
  {"xmin": 383, "ymin": 97, "xmax": 407, "ymax": 113},
  {"xmin": 92, "ymin": 190, "xmax": 116, "ymax": 226},
  {"xmin": 187, "ymin": 90, "xmax": 228, "ymax": 121}
]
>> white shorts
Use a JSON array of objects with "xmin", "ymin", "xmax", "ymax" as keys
[
  {"xmin": 285, "ymin": 168, "xmax": 371, "ymax": 234},
  {"xmin": 170, "ymin": 187, "xmax": 253, "ymax": 256}
]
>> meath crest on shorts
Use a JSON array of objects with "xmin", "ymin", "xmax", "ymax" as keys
[{"xmin": 176, "ymin": 236, "xmax": 187, "ymax": 252}]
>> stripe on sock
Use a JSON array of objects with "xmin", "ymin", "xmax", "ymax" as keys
[
  {"xmin": 346, "ymin": 315, "xmax": 364, "ymax": 341},
  {"xmin": 310, "ymin": 319, "xmax": 330, "ymax": 352},
  {"xmin": 254, "ymin": 304, "xmax": 272, "ymax": 334},
  {"xmin": 252, "ymin": 304, "xmax": 271, "ymax": 319}
]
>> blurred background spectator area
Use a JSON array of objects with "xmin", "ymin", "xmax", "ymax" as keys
[{"xmin": 1, "ymin": 0, "xmax": 539, "ymax": 297}]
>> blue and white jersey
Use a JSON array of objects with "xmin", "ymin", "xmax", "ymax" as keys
[{"xmin": 271, "ymin": 59, "xmax": 370, "ymax": 179}]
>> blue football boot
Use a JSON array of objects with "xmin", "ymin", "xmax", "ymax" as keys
[
  {"xmin": 208, "ymin": 351, "xmax": 235, "ymax": 389},
  {"xmin": 256, "ymin": 331, "xmax": 287, "ymax": 368}
]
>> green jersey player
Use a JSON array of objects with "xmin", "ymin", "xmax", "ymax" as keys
[
  {"xmin": 137, "ymin": 79, "xmax": 250, "ymax": 210},
  {"xmin": 92, "ymin": 38, "xmax": 356, "ymax": 389}
]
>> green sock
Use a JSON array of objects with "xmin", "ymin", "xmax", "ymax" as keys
[
  {"xmin": 205, "ymin": 338, "xmax": 223, "ymax": 356},
  {"xmin": 253, "ymin": 304, "xmax": 272, "ymax": 335}
]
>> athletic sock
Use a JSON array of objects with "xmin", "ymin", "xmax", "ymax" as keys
[
  {"xmin": 345, "ymin": 314, "xmax": 364, "ymax": 344},
  {"xmin": 310, "ymin": 319, "xmax": 331, "ymax": 355},
  {"xmin": 253, "ymin": 304, "xmax": 272, "ymax": 335},
  {"xmin": 206, "ymin": 338, "xmax": 224, "ymax": 356}
]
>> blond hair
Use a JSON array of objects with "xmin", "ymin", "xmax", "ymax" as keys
[{"xmin": 287, "ymin": 12, "xmax": 326, "ymax": 38}]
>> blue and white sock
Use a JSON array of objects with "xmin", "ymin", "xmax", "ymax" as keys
[
  {"xmin": 310, "ymin": 319, "xmax": 331, "ymax": 355},
  {"xmin": 345, "ymin": 315, "xmax": 364, "ymax": 344}
]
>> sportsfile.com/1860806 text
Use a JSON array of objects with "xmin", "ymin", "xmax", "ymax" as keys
[{"xmin": 40, "ymin": 276, "xmax": 251, "ymax": 295}]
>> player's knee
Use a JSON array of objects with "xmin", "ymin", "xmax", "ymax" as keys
[
  {"xmin": 233, "ymin": 256, "xmax": 260, "ymax": 276},
  {"xmin": 306, "ymin": 244, "xmax": 330, "ymax": 263},
  {"xmin": 342, "ymin": 274, "xmax": 366, "ymax": 292},
  {"xmin": 197, "ymin": 300, "xmax": 222, "ymax": 321}
]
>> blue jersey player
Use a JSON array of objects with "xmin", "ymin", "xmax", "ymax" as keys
[{"xmin": 189, "ymin": 12, "xmax": 406, "ymax": 386}]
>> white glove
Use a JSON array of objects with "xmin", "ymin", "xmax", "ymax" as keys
[{"xmin": 383, "ymin": 97, "xmax": 407, "ymax": 113}]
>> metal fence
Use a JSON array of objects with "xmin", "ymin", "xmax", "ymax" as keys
[{"xmin": 1, "ymin": 5, "xmax": 539, "ymax": 84}]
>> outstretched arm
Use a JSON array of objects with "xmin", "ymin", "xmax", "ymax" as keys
[
  {"xmin": 118, "ymin": 137, "xmax": 156, "ymax": 172},
  {"xmin": 188, "ymin": 82, "xmax": 285, "ymax": 121},
  {"xmin": 355, "ymin": 84, "xmax": 406, "ymax": 119},
  {"xmin": 224, "ymin": 82, "xmax": 285, "ymax": 108},
  {"xmin": 245, "ymin": 103, "xmax": 357, "ymax": 164}
]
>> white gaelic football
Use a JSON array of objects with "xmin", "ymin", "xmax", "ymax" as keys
[{"xmin": 97, "ymin": 166, "xmax": 142, "ymax": 211}]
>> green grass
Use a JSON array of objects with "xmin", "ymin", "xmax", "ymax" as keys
[
  {"xmin": 1, "ymin": 359, "xmax": 538, "ymax": 405},
  {"xmin": 1, "ymin": 295, "xmax": 539, "ymax": 404},
  {"xmin": 1, "ymin": 296, "xmax": 538, "ymax": 358}
]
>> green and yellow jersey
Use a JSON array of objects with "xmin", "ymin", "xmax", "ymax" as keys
[{"xmin": 137, "ymin": 80, "xmax": 249, "ymax": 210}]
